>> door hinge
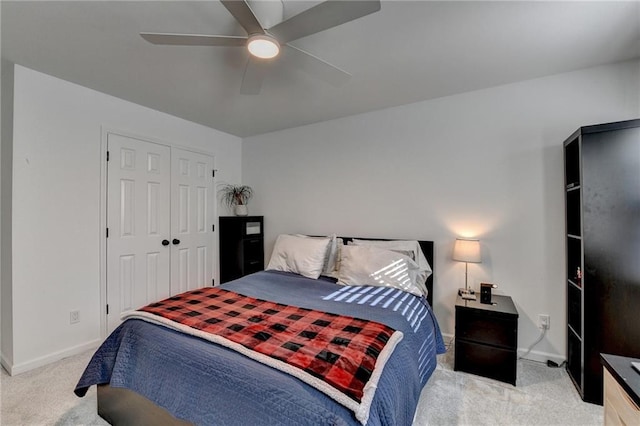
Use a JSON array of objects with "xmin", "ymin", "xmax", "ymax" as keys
[
  {"xmin": 106, "ymin": 304, "xmax": 109, "ymax": 315},
  {"xmin": 106, "ymin": 151, "xmax": 110, "ymax": 161},
  {"xmin": 212, "ymin": 224, "xmax": 215, "ymax": 232},
  {"xmin": 106, "ymin": 228, "xmax": 109, "ymax": 238},
  {"xmin": 212, "ymin": 169, "xmax": 216, "ymax": 178},
  {"xmin": 212, "ymin": 278, "xmax": 215, "ymax": 286}
]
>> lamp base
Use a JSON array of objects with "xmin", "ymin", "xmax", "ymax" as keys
[
  {"xmin": 458, "ymin": 288, "xmax": 476, "ymax": 300},
  {"xmin": 458, "ymin": 288, "xmax": 475, "ymax": 296}
]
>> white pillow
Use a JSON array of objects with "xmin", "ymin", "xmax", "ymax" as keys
[
  {"xmin": 350, "ymin": 239, "xmax": 432, "ymax": 294},
  {"xmin": 295, "ymin": 234, "xmax": 341, "ymax": 277},
  {"xmin": 266, "ymin": 234, "xmax": 331, "ymax": 279},
  {"xmin": 338, "ymin": 245, "xmax": 424, "ymax": 297}
]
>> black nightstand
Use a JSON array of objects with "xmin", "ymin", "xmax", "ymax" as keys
[
  {"xmin": 454, "ymin": 294, "xmax": 519, "ymax": 385},
  {"xmin": 219, "ymin": 216, "xmax": 264, "ymax": 283}
]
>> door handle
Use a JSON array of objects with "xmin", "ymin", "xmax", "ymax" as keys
[
  {"xmin": 172, "ymin": 239, "xmax": 181, "ymax": 245},
  {"xmin": 162, "ymin": 239, "xmax": 170, "ymax": 246}
]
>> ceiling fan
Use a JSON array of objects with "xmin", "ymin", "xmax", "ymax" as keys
[{"xmin": 140, "ymin": 0, "xmax": 381, "ymax": 94}]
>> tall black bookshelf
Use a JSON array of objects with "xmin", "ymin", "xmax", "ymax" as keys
[{"xmin": 563, "ymin": 118, "xmax": 640, "ymax": 404}]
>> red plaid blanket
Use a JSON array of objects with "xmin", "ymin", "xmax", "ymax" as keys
[{"xmin": 124, "ymin": 287, "xmax": 402, "ymax": 423}]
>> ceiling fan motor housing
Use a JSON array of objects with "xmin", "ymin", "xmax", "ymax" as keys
[{"xmin": 247, "ymin": 34, "xmax": 280, "ymax": 59}]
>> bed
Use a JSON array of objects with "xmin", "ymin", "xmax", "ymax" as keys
[{"xmin": 75, "ymin": 236, "xmax": 444, "ymax": 425}]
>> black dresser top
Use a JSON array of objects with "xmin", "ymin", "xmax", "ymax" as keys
[
  {"xmin": 601, "ymin": 353, "xmax": 640, "ymax": 407},
  {"xmin": 456, "ymin": 294, "xmax": 519, "ymax": 317}
]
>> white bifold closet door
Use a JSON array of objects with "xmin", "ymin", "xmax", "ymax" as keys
[
  {"xmin": 106, "ymin": 133, "xmax": 214, "ymax": 333},
  {"xmin": 170, "ymin": 148, "xmax": 215, "ymax": 295}
]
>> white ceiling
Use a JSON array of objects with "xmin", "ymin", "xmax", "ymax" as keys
[{"xmin": 2, "ymin": 1, "xmax": 639, "ymax": 137}]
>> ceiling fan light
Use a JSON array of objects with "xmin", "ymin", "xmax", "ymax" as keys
[{"xmin": 247, "ymin": 35, "xmax": 280, "ymax": 59}]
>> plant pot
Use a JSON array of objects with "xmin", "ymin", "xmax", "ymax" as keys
[{"xmin": 234, "ymin": 205, "xmax": 248, "ymax": 216}]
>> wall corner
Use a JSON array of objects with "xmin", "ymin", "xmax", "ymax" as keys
[{"xmin": 1, "ymin": 58, "xmax": 15, "ymax": 368}]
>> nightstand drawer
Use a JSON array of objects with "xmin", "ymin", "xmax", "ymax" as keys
[
  {"xmin": 243, "ymin": 259, "xmax": 263, "ymax": 274},
  {"xmin": 604, "ymin": 368, "xmax": 640, "ymax": 425},
  {"xmin": 243, "ymin": 238, "xmax": 264, "ymax": 261},
  {"xmin": 241, "ymin": 238, "xmax": 264, "ymax": 276},
  {"xmin": 455, "ymin": 309, "xmax": 517, "ymax": 349},
  {"xmin": 455, "ymin": 339, "xmax": 517, "ymax": 385}
]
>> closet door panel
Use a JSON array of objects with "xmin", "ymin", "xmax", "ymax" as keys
[
  {"xmin": 170, "ymin": 148, "xmax": 215, "ymax": 295},
  {"xmin": 106, "ymin": 133, "xmax": 171, "ymax": 333}
]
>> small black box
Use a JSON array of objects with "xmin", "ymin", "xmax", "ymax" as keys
[{"xmin": 480, "ymin": 283, "xmax": 495, "ymax": 304}]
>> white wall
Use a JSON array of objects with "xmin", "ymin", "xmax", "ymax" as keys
[
  {"xmin": 243, "ymin": 59, "xmax": 640, "ymax": 363},
  {"xmin": 4, "ymin": 65, "xmax": 242, "ymax": 374}
]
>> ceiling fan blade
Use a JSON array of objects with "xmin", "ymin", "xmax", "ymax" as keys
[
  {"xmin": 240, "ymin": 57, "xmax": 270, "ymax": 95},
  {"xmin": 220, "ymin": 0, "xmax": 265, "ymax": 36},
  {"xmin": 140, "ymin": 32, "xmax": 247, "ymax": 47},
  {"xmin": 268, "ymin": 0, "xmax": 381, "ymax": 44},
  {"xmin": 283, "ymin": 44, "xmax": 351, "ymax": 87}
]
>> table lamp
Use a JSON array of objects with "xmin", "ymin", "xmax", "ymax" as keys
[{"xmin": 453, "ymin": 238, "xmax": 481, "ymax": 299}]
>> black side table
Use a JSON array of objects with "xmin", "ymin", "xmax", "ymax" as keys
[
  {"xmin": 454, "ymin": 294, "xmax": 519, "ymax": 385},
  {"xmin": 219, "ymin": 216, "xmax": 264, "ymax": 283}
]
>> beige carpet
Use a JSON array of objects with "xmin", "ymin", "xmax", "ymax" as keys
[
  {"xmin": 0, "ymin": 347, "xmax": 602, "ymax": 425},
  {"xmin": 1, "ymin": 351, "xmax": 106, "ymax": 426},
  {"xmin": 418, "ymin": 349, "xmax": 603, "ymax": 425}
]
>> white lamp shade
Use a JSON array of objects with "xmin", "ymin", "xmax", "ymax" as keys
[{"xmin": 453, "ymin": 238, "xmax": 481, "ymax": 263}]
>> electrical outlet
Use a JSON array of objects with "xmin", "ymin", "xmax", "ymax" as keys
[
  {"xmin": 70, "ymin": 310, "xmax": 80, "ymax": 324},
  {"xmin": 538, "ymin": 314, "xmax": 550, "ymax": 330}
]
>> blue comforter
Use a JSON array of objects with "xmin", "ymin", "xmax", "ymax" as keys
[{"xmin": 75, "ymin": 271, "xmax": 445, "ymax": 425}]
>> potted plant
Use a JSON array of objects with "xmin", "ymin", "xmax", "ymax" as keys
[{"xmin": 218, "ymin": 184, "xmax": 253, "ymax": 216}]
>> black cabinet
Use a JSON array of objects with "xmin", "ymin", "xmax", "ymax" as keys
[
  {"xmin": 563, "ymin": 119, "xmax": 640, "ymax": 404},
  {"xmin": 454, "ymin": 294, "xmax": 519, "ymax": 385},
  {"xmin": 219, "ymin": 216, "xmax": 264, "ymax": 283}
]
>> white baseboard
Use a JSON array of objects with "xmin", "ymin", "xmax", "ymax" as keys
[
  {"xmin": 440, "ymin": 332, "xmax": 566, "ymax": 365},
  {"xmin": 3, "ymin": 339, "xmax": 101, "ymax": 376},
  {"xmin": 518, "ymin": 349, "xmax": 565, "ymax": 365},
  {"xmin": 441, "ymin": 332, "xmax": 455, "ymax": 347}
]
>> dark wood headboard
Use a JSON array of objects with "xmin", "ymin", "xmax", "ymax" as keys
[{"xmin": 339, "ymin": 237, "xmax": 435, "ymax": 307}]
